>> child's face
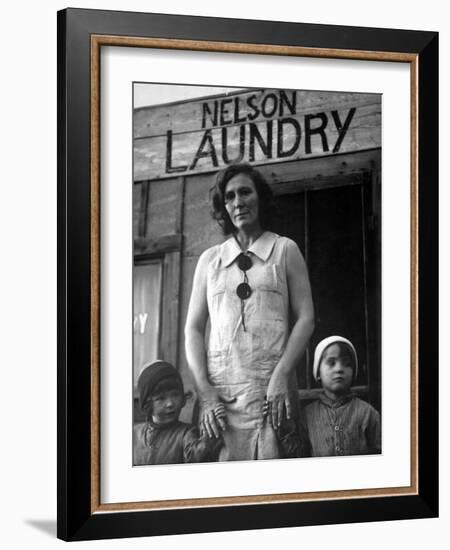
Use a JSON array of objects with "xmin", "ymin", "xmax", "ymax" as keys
[
  {"xmin": 150, "ymin": 388, "xmax": 184, "ymax": 425},
  {"xmin": 319, "ymin": 343, "xmax": 353, "ymax": 397}
]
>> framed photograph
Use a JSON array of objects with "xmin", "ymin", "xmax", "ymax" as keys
[{"xmin": 57, "ymin": 8, "xmax": 438, "ymax": 541}]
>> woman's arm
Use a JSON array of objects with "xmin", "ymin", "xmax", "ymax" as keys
[
  {"xmin": 266, "ymin": 239, "xmax": 315, "ymax": 428},
  {"xmin": 184, "ymin": 249, "xmax": 226, "ymax": 438}
]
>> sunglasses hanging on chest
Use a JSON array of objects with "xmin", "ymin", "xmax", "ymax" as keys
[{"xmin": 236, "ymin": 253, "xmax": 253, "ymax": 330}]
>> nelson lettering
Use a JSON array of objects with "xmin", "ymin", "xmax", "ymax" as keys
[{"xmin": 165, "ymin": 91, "xmax": 356, "ymax": 173}]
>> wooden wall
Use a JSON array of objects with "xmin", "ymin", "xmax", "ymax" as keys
[{"xmin": 134, "ymin": 89, "xmax": 381, "ymax": 181}]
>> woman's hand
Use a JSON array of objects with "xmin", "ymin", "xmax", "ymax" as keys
[
  {"xmin": 265, "ymin": 369, "xmax": 292, "ymax": 429},
  {"xmin": 199, "ymin": 386, "xmax": 228, "ymax": 439}
]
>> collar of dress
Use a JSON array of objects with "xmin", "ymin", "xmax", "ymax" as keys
[
  {"xmin": 220, "ymin": 231, "xmax": 278, "ymax": 267},
  {"xmin": 146, "ymin": 418, "xmax": 181, "ymax": 431},
  {"xmin": 318, "ymin": 391, "xmax": 353, "ymax": 409}
]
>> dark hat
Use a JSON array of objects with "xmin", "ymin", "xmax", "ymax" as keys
[{"xmin": 137, "ymin": 360, "xmax": 183, "ymax": 410}]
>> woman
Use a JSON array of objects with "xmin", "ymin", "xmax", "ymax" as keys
[{"xmin": 184, "ymin": 163, "xmax": 314, "ymax": 461}]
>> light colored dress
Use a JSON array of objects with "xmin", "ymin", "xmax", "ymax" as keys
[{"xmin": 205, "ymin": 231, "xmax": 297, "ymax": 461}]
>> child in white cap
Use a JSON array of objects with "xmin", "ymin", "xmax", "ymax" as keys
[
  {"xmin": 304, "ymin": 336, "xmax": 381, "ymax": 457},
  {"xmin": 134, "ymin": 360, "xmax": 225, "ymax": 465}
]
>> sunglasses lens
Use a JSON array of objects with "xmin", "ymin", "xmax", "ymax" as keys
[
  {"xmin": 237, "ymin": 254, "xmax": 252, "ymax": 271},
  {"xmin": 236, "ymin": 282, "xmax": 252, "ymax": 299}
]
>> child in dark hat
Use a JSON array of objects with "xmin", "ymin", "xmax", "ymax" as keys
[{"xmin": 134, "ymin": 360, "xmax": 224, "ymax": 465}]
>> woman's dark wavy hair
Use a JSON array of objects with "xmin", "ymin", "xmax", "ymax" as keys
[{"xmin": 210, "ymin": 163, "xmax": 275, "ymax": 235}]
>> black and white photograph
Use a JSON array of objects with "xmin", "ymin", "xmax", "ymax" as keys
[
  {"xmin": 0, "ymin": 0, "xmax": 443, "ymax": 546},
  {"xmin": 132, "ymin": 84, "xmax": 382, "ymax": 466}
]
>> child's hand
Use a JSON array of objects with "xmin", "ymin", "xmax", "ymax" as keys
[
  {"xmin": 214, "ymin": 403, "xmax": 227, "ymax": 423},
  {"xmin": 199, "ymin": 387, "xmax": 222, "ymax": 439},
  {"xmin": 200, "ymin": 392, "xmax": 233, "ymax": 439},
  {"xmin": 202, "ymin": 403, "xmax": 227, "ymax": 440}
]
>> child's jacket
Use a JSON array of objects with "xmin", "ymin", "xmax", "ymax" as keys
[
  {"xmin": 304, "ymin": 392, "xmax": 381, "ymax": 457},
  {"xmin": 133, "ymin": 420, "xmax": 222, "ymax": 465}
]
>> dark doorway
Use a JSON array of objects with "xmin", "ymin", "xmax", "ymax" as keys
[{"xmin": 271, "ymin": 174, "xmax": 380, "ymax": 407}]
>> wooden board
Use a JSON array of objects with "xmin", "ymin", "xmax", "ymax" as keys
[{"xmin": 134, "ymin": 89, "xmax": 381, "ymax": 181}]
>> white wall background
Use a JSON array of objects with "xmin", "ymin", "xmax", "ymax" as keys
[{"xmin": 0, "ymin": 1, "xmax": 446, "ymax": 547}]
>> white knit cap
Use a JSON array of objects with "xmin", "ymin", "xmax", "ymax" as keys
[{"xmin": 312, "ymin": 336, "xmax": 358, "ymax": 381}]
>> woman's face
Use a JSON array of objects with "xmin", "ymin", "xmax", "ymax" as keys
[{"xmin": 224, "ymin": 174, "xmax": 260, "ymax": 232}]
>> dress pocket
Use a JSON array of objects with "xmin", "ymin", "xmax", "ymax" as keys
[
  {"xmin": 257, "ymin": 288, "xmax": 284, "ymax": 319},
  {"xmin": 207, "ymin": 270, "xmax": 226, "ymax": 316},
  {"xmin": 252, "ymin": 264, "xmax": 280, "ymax": 290},
  {"xmin": 211, "ymin": 286, "xmax": 225, "ymax": 308},
  {"xmin": 252, "ymin": 264, "xmax": 287, "ymax": 321}
]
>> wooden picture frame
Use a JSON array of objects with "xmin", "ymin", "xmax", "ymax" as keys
[{"xmin": 57, "ymin": 8, "xmax": 438, "ymax": 541}]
